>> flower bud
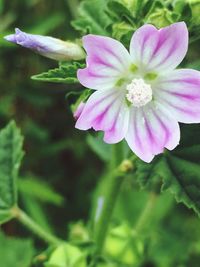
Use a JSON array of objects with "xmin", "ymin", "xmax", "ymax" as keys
[
  {"xmin": 68, "ymin": 221, "xmax": 90, "ymax": 243},
  {"xmin": 4, "ymin": 28, "xmax": 85, "ymax": 61},
  {"xmin": 73, "ymin": 102, "xmax": 86, "ymax": 120},
  {"xmin": 45, "ymin": 244, "xmax": 87, "ymax": 267},
  {"xmin": 104, "ymin": 224, "xmax": 143, "ymax": 265}
]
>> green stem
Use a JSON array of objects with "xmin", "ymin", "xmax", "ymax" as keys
[
  {"xmin": 94, "ymin": 171, "xmax": 124, "ymax": 254},
  {"xmin": 134, "ymin": 192, "xmax": 157, "ymax": 234},
  {"xmin": 12, "ymin": 206, "xmax": 63, "ymax": 246},
  {"xmin": 110, "ymin": 142, "xmax": 124, "ymax": 170},
  {"xmin": 66, "ymin": 0, "xmax": 79, "ymax": 19},
  {"xmin": 94, "ymin": 148, "xmax": 134, "ymax": 255}
]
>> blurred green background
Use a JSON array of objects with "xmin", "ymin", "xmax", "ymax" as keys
[
  {"xmin": 0, "ymin": 0, "xmax": 102, "ymax": 241},
  {"xmin": 1, "ymin": 1, "xmax": 200, "ymax": 267}
]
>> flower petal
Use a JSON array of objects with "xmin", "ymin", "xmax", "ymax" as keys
[
  {"xmin": 154, "ymin": 69, "xmax": 200, "ymax": 123},
  {"xmin": 78, "ymin": 35, "xmax": 132, "ymax": 90},
  {"xmin": 75, "ymin": 89, "xmax": 129, "ymax": 143},
  {"xmin": 125, "ymin": 103, "xmax": 180, "ymax": 163},
  {"xmin": 130, "ymin": 22, "xmax": 188, "ymax": 73}
]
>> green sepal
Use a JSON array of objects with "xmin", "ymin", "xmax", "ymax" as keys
[{"xmin": 45, "ymin": 243, "xmax": 87, "ymax": 267}]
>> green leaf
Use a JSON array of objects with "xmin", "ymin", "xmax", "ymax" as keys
[
  {"xmin": 0, "ymin": 121, "xmax": 24, "ymax": 211},
  {"xmin": 0, "ymin": 231, "xmax": 34, "ymax": 267},
  {"xmin": 18, "ymin": 176, "xmax": 64, "ymax": 206},
  {"xmin": 31, "ymin": 62, "xmax": 85, "ymax": 84},
  {"xmin": 135, "ymin": 124, "xmax": 200, "ymax": 216},
  {"xmin": 106, "ymin": 0, "xmax": 137, "ymax": 46},
  {"xmin": 162, "ymin": 155, "xmax": 200, "ymax": 216},
  {"xmin": 0, "ymin": 210, "xmax": 13, "ymax": 224},
  {"xmin": 71, "ymin": 0, "xmax": 112, "ymax": 35},
  {"xmin": 107, "ymin": 0, "xmax": 136, "ymax": 21},
  {"xmin": 87, "ymin": 133, "xmax": 112, "ymax": 162}
]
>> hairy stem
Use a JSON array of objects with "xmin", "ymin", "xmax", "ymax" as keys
[{"xmin": 12, "ymin": 206, "xmax": 63, "ymax": 246}]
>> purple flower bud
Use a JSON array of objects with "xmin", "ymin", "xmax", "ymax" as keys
[{"xmin": 4, "ymin": 28, "xmax": 85, "ymax": 61}]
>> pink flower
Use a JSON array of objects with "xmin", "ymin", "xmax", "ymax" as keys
[{"xmin": 75, "ymin": 22, "xmax": 200, "ymax": 163}]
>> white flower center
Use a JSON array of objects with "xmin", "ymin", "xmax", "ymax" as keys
[{"xmin": 126, "ymin": 78, "xmax": 152, "ymax": 107}]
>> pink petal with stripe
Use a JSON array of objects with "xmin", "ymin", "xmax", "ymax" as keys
[
  {"xmin": 155, "ymin": 69, "xmax": 200, "ymax": 123},
  {"xmin": 125, "ymin": 103, "xmax": 180, "ymax": 163},
  {"xmin": 130, "ymin": 22, "xmax": 188, "ymax": 73},
  {"xmin": 78, "ymin": 35, "xmax": 132, "ymax": 90},
  {"xmin": 76, "ymin": 89, "xmax": 129, "ymax": 143}
]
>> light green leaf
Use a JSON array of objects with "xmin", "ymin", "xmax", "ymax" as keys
[
  {"xmin": 31, "ymin": 62, "xmax": 85, "ymax": 84},
  {"xmin": 0, "ymin": 121, "xmax": 24, "ymax": 211},
  {"xmin": 0, "ymin": 210, "xmax": 13, "ymax": 224},
  {"xmin": 0, "ymin": 231, "xmax": 34, "ymax": 267},
  {"xmin": 71, "ymin": 0, "xmax": 112, "ymax": 35}
]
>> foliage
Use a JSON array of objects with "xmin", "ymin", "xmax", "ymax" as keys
[
  {"xmin": 31, "ymin": 62, "xmax": 85, "ymax": 84},
  {"xmin": 0, "ymin": 231, "xmax": 34, "ymax": 267},
  {"xmin": 1, "ymin": 0, "xmax": 200, "ymax": 267},
  {"xmin": 0, "ymin": 121, "xmax": 24, "ymax": 224}
]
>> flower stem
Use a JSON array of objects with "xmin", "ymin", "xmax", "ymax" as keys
[
  {"xmin": 94, "ymin": 171, "xmax": 124, "ymax": 254},
  {"xmin": 94, "ymin": 150, "xmax": 134, "ymax": 255},
  {"xmin": 11, "ymin": 206, "xmax": 63, "ymax": 246},
  {"xmin": 134, "ymin": 192, "xmax": 157, "ymax": 234}
]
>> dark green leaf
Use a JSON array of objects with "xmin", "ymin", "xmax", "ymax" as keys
[
  {"xmin": 0, "ymin": 121, "xmax": 24, "ymax": 210},
  {"xmin": 71, "ymin": 0, "xmax": 112, "ymax": 35},
  {"xmin": 107, "ymin": 0, "xmax": 136, "ymax": 21},
  {"xmin": 31, "ymin": 62, "xmax": 85, "ymax": 84},
  {"xmin": 163, "ymin": 155, "xmax": 200, "ymax": 216},
  {"xmin": 136, "ymin": 124, "xmax": 200, "ymax": 216}
]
